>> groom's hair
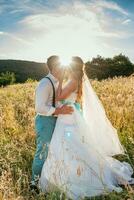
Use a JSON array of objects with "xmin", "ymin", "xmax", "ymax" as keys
[{"xmin": 47, "ymin": 55, "xmax": 59, "ymax": 72}]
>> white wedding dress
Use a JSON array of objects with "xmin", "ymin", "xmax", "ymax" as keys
[{"xmin": 39, "ymin": 76, "xmax": 134, "ymax": 200}]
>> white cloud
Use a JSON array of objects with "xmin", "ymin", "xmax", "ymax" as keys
[
  {"xmin": 0, "ymin": 0, "xmax": 133, "ymax": 62},
  {"xmin": 0, "ymin": 31, "xmax": 4, "ymax": 35},
  {"xmin": 90, "ymin": 0, "xmax": 128, "ymax": 15},
  {"xmin": 0, "ymin": 31, "xmax": 32, "ymax": 45},
  {"xmin": 122, "ymin": 19, "xmax": 131, "ymax": 25},
  {"xmin": 19, "ymin": 0, "xmax": 127, "ymax": 40}
]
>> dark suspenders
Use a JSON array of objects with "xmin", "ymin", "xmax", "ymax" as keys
[{"xmin": 45, "ymin": 77, "xmax": 56, "ymax": 107}]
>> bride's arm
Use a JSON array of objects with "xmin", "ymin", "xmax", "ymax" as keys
[
  {"xmin": 56, "ymin": 78, "xmax": 64, "ymax": 100},
  {"xmin": 56, "ymin": 79, "xmax": 78, "ymax": 101}
]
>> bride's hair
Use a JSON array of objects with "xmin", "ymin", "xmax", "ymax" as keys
[{"xmin": 70, "ymin": 56, "xmax": 84, "ymax": 107}]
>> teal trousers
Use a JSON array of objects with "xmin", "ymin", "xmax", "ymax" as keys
[{"xmin": 32, "ymin": 115, "xmax": 57, "ymax": 182}]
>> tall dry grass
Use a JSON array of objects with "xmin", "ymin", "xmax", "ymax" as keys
[{"xmin": 0, "ymin": 75, "xmax": 134, "ymax": 200}]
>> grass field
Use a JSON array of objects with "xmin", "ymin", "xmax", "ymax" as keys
[{"xmin": 0, "ymin": 75, "xmax": 134, "ymax": 200}]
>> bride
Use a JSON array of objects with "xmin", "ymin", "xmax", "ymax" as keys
[{"xmin": 39, "ymin": 56, "xmax": 134, "ymax": 199}]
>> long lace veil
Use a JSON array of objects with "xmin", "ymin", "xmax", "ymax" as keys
[{"xmin": 82, "ymin": 73, "xmax": 125, "ymax": 156}]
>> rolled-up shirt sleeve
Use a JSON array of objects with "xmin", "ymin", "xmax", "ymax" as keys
[{"xmin": 35, "ymin": 80, "xmax": 56, "ymax": 116}]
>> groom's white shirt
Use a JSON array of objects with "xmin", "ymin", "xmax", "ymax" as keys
[{"xmin": 35, "ymin": 73, "xmax": 59, "ymax": 116}]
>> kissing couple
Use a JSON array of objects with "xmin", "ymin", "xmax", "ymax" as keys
[{"xmin": 30, "ymin": 55, "xmax": 134, "ymax": 199}]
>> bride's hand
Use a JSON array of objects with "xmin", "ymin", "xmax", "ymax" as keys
[
  {"xmin": 59, "ymin": 68, "xmax": 65, "ymax": 83},
  {"xmin": 56, "ymin": 69, "xmax": 66, "ymax": 100}
]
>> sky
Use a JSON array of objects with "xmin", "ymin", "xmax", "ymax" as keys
[{"xmin": 0, "ymin": 0, "xmax": 134, "ymax": 63}]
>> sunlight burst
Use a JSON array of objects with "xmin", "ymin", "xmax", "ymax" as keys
[{"xmin": 60, "ymin": 56, "xmax": 71, "ymax": 68}]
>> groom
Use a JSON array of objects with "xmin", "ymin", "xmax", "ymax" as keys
[{"xmin": 30, "ymin": 55, "xmax": 73, "ymax": 192}]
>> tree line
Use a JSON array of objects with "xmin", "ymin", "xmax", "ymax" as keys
[
  {"xmin": 0, "ymin": 54, "xmax": 134, "ymax": 86},
  {"xmin": 85, "ymin": 54, "xmax": 134, "ymax": 80}
]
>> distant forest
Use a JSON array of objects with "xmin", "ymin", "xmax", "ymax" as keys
[
  {"xmin": 85, "ymin": 54, "xmax": 134, "ymax": 80},
  {"xmin": 0, "ymin": 54, "xmax": 134, "ymax": 86},
  {"xmin": 0, "ymin": 60, "xmax": 48, "ymax": 84}
]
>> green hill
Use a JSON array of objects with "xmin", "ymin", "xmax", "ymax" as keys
[{"xmin": 0, "ymin": 59, "xmax": 48, "ymax": 83}]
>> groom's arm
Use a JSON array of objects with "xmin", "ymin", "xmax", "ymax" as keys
[
  {"xmin": 35, "ymin": 80, "xmax": 56, "ymax": 116},
  {"xmin": 53, "ymin": 105, "xmax": 74, "ymax": 115}
]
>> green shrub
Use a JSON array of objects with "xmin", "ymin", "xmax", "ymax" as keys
[
  {"xmin": 0, "ymin": 71, "xmax": 16, "ymax": 86},
  {"xmin": 25, "ymin": 78, "xmax": 37, "ymax": 83}
]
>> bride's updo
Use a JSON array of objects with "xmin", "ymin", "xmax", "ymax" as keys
[{"xmin": 70, "ymin": 56, "xmax": 84, "ymax": 107}]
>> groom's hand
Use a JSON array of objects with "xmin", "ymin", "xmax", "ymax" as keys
[{"xmin": 53, "ymin": 105, "xmax": 74, "ymax": 115}]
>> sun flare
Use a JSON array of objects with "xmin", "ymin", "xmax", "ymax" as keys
[{"xmin": 60, "ymin": 56, "xmax": 71, "ymax": 67}]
